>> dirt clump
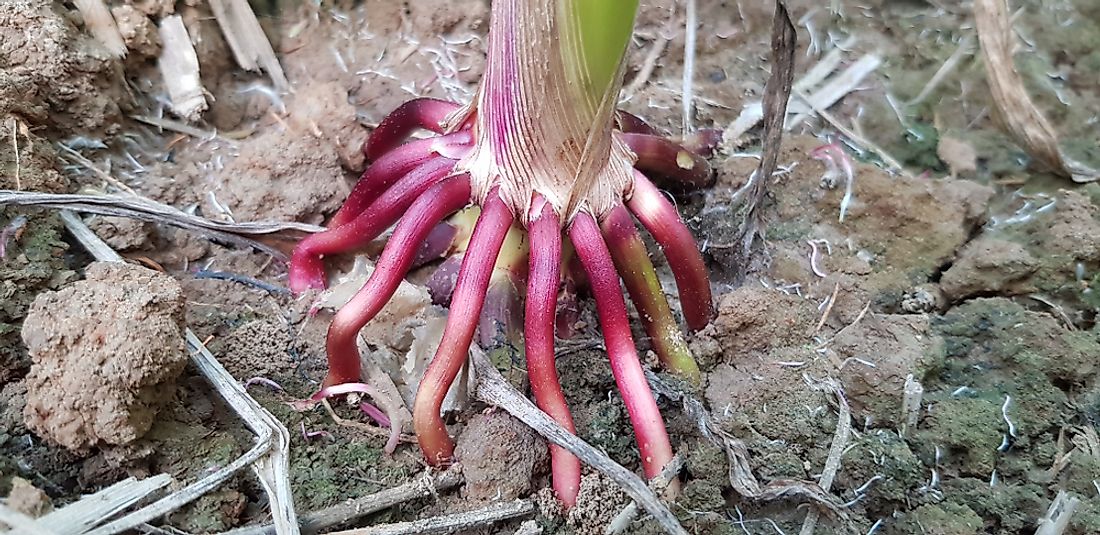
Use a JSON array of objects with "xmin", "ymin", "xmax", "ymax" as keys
[
  {"xmin": 201, "ymin": 82, "xmax": 367, "ymax": 224},
  {"xmin": 941, "ymin": 477, "xmax": 1047, "ymax": 534},
  {"xmin": 835, "ymin": 429, "xmax": 924, "ymax": 508},
  {"xmin": 127, "ymin": 0, "xmax": 174, "ymax": 18},
  {"xmin": 86, "ymin": 215, "xmax": 154, "ymax": 252},
  {"xmin": 938, "ymin": 237, "xmax": 1038, "ymax": 302},
  {"xmin": 455, "ymin": 410, "xmax": 549, "ymax": 502},
  {"xmin": 830, "ymin": 313, "xmax": 944, "ymax": 426},
  {"xmin": 0, "ymin": 0, "xmax": 126, "ymax": 132},
  {"xmin": 22, "ymin": 261, "xmax": 187, "ymax": 451},
  {"xmin": 109, "ymin": 5, "xmax": 160, "ymax": 58},
  {"xmin": 707, "ymin": 285, "xmax": 817, "ymax": 361},
  {"xmin": 986, "ymin": 189, "xmax": 1100, "ymax": 318}
]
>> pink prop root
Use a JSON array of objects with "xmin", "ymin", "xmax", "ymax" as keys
[
  {"xmin": 301, "ymin": 89, "xmax": 720, "ymax": 504},
  {"xmin": 324, "ymin": 176, "xmax": 473, "ymax": 386},
  {"xmin": 413, "ymin": 190, "xmax": 514, "ymax": 466},
  {"xmin": 289, "ymin": 157, "xmax": 458, "ymax": 293},
  {"xmin": 621, "ymin": 132, "xmax": 714, "ymax": 190},
  {"xmin": 626, "ymin": 171, "xmax": 714, "ymax": 331},
  {"xmin": 365, "ymin": 98, "xmax": 461, "ymax": 160},
  {"xmin": 601, "ymin": 205, "xmax": 701, "ymax": 383},
  {"xmin": 569, "ymin": 213, "xmax": 677, "ymax": 486},
  {"xmin": 329, "ymin": 132, "xmax": 471, "ymax": 229},
  {"xmin": 810, "ymin": 141, "xmax": 856, "ymax": 223},
  {"xmin": 525, "ymin": 198, "xmax": 581, "ymax": 506}
]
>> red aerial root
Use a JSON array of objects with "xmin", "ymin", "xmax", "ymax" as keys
[
  {"xmin": 626, "ymin": 171, "xmax": 714, "ymax": 331},
  {"xmin": 324, "ymin": 176, "xmax": 472, "ymax": 386},
  {"xmin": 569, "ymin": 213, "xmax": 677, "ymax": 486},
  {"xmin": 413, "ymin": 189, "xmax": 514, "ymax": 466},
  {"xmin": 601, "ymin": 205, "xmax": 701, "ymax": 384},
  {"xmin": 525, "ymin": 198, "xmax": 581, "ymax": 506},
  {"xmin": 364, "ymin": 97, "xmax": 461, "ymax": 161}
]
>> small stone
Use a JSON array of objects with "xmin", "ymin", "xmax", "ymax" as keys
[
  {"xmin": 6, "ymin": 477, "xmax": 52, "ymax": 517},
  {"xmin": 937, "ymin": 135, "xmax": 978, "ymax": 177},
  {"xmin": 939, "ymin": 237, "xmax": 1038, "ymax": 301},
  {"xmin": 901, "ymin": 284, "xmax": 944, "ymax": 313}
]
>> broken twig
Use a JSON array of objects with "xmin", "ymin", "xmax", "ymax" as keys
[
  {"xmin": 974, "ymin": 0, "xmax": 1099, "ymax": 182},
  {"xmin": 0, "ymin": 190, "xmax": 323, "ymax": 260},
  {"xmin": 1035, "ymin": 491, "xmax": 1080, "ymax": 535},
  {"xmin": 605, "ymin": 455, "xmax": 684, "ymax": 534},
  {"xmin": 73, "ymin": 0, "xmax": 126, "ymax": 58},
  {"xmin": 209, "ymin": 0, "xmax": 290, "ymax": 91},
  {"xmin": 329, "ymin": 500, "xmax": 533, "ymax": 535},
  {"xmin": 732, "ymin": 1, "xmax": 796, "ymax": 280},
  {"xmin": 28, "ymin": 475, "xmax": 171, "ymax": 535},
  {"xmin": 224, "ymin": 468, "xmax": 464, "ymax": 535},
  {"xmin": 798, "ymin": 377, "xmax": 851, "ymax": 535},
  {"xmin": 157, "ymin": 15, "xmax": 207, "ymax": 121}
]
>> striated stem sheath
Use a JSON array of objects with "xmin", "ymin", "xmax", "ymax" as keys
[
  {"xmin": 626, "ymin": 171, "xmax": 714, "ymax": 331},
  {"xmin": 413, "ymin": 190, "xmax": 514, "ymax": 465},
  {"xmin": 324, "ymin": 176, "xmax": 472, "ymax": 386},
  {"xmin": 569, "ymin": 213, "xmax": 676, "ymax": 488},
  {"xmin": 525, "ymin": 198, "xmax": 581, "ymax": 506},
  {"xmin": 601, "ymin": 205, "xmax": 700, "ymax": 384}
]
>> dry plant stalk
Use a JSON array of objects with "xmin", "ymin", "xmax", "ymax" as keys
[
  {"xmin": 73, "ymin": 0, "xmax": 126, "ymax": 58},
  {"xmin": 1035, "ymin": 491, "xmax": 1080, "ymax": 535},
  {"xmin": 1, "ymin": 475, "xmax": 170, "ymax": 535},
  {"xmin": 974, "ymin": 0, "xmax": 1099, "ymax": 183},
  {"xmin": 157, "ymin": 15, "xmax": 208, "ymax": 122},
  {"xmin": 330, "ymin": 500, "xmax": 534, "ymax": 535},
  {"xmin": 208, "ymin": 0, "xmax": 290, "ymax": 91},
  {"xmin": 225, "ymin": 468, "xmax": 464, "ymax": 535},
  {"xmin": 0, "ymin": 504, "xmax": 54, "ymax": 535},
  {"xmin": 798, "ymin": 377, "xmax": 851, "ymax": 535},
  {"xmin": 0, "ymin": 190, "xmax": 323, "ymax": 260},
  {"xmin": 899, "ymin": 374, "xmax": 923, "ymax": 437},
  {"xmin": 732, "ymin": 0, "xmax": 796, "ymax": 280}
]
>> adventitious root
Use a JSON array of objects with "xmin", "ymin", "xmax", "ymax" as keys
[{"xmin": 288, "ymin": 0, "xmax": 716, "ymax": 508}]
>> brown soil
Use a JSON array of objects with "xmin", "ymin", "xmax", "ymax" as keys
[{"xmin": 2, "ymin": 0, "xmax": 1100, "ymax": 534}]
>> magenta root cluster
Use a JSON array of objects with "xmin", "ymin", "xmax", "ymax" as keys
[{"xmin": 289, "ymin": 97, "xmax": 715, "ymax": 507}]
